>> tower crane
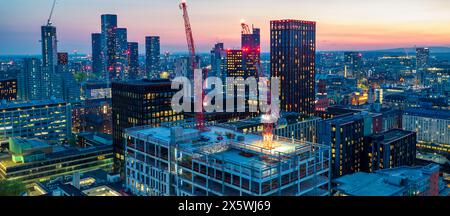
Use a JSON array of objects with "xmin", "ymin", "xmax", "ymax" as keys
[
  {"xmin": 47, "ymin": 0, "xmax": 57, "ymax": 26},
  {"xmin": 179, "ymin": 0, "xmax": 206, "ymax": 130},
  {"xmin": 240, "ymin": 19, "xmax": 251, "ymax": 35}
]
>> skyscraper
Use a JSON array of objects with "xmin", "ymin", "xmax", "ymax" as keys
[
  {"xmin": 41, "ymin": 26, "xmax": 58, "ymax": 69},
  {"xmin": 210, "ymin": 43, "xmax": 227, "ymax": 80},
  {"xmin": 127, "ymin": 42, "xmax": 139, "ymax": 80},
  {"xmin": 41, "ymin": 25, "xmax": 58, "ymax": 99},
  {"xmin": 116, "ymin": 28, "xmax": 128, "ymax": 80},
  {"xmin": 271, "ymin": 20, "xmax": 316, "ymax": 116},
  {"xmin": 101, "ymin": 14, "xmax": 118, "ymax": 81},
  {"xmin": 416, "ymin": 47, "xmax": 430, "ymax": 85},
  {"xmin": 56, "ymin": 52, "xmax": 80, "ymax": 102},
  {"xmin": 242, "ymin": 26, "xmax": 260, "ymax": 77},
  {"xmin": 416, "ymin": 47, "xmax": 430, "ymax": 70},
  {"xmin": 145, "ymin": 36, "xmax": 160, "ymax": 78},
  {"xmin": 91, "ymin": 33, "xmax": 102, "ymax": 77},
  {"xmin": 344, "ymin": 52, "xmax": 363, "ymax": 79}
]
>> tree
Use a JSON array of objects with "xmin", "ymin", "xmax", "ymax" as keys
[{"xmin": 0, "ymin": 179, "xmax": 27, "ymax": 196}]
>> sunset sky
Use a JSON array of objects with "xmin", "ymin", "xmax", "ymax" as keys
[{"xmin": 1, "ymin": 0, "xmax": 450, "ymax": 55}]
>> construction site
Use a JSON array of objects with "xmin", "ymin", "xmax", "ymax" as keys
[{"xmin": 124, "ymin": 123, "xmax": 331, "ymax": 196}]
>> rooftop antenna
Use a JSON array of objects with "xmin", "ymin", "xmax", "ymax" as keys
[{"xmin": 47, "ymin": 0, "xmax": 57, "ymax": 26}]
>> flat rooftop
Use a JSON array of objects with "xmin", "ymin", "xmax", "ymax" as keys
[
  {"xmin": 82, "ymin": 185, "xmax": 121, "ymax": 196},
  {"xmin": 126, "ymin": 125, "xmax": 322, "ymax": 169},
  {"xmin": 112, "ymin": 78, "xmax": 171, "ymax": 86},
  {"xmin": 404, "ymin": 108, "xmax": 450, "ymax": 120},
  {"xmin": 11, "ymin": 138, "xmax": 51, "ymax": 150},
  {"xmin": 222, "ymin": 112, "xmax": 320, "ymax": 129},
  {"xmin": 374, "ymin": 129, "xmax": 415, "ymax": 143},
  {"xmin": 334, "ymin": 165, "xmax": 439, "ymax": 196},
  {"xmin": 0, "ymin": 99, "xmax": 67, "ymax": 110},
  {"xmin": 0, "ymin": 144, "xmax": 112, "ymax": 168}
]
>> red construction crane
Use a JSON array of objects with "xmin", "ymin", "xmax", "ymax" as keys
[
  {"xmin": 240, "ymin": 21, "xmax": 274, "ymax": 149},
  {"xmin": 179, "ymin": 0, "xmax": 205, "ymax": 130}
]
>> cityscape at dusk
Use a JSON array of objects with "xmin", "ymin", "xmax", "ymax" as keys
[{"xmin": 0, "ymin": 0, "xmax": 449, "ymax": 211}]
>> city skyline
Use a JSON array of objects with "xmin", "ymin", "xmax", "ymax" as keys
[{"xmin": 1, "ymin": 0, "xmax": 450, "ymax": 55}]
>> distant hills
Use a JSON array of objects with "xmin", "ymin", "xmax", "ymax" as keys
[{"xmin": 363, "ymin": 46, "xmax": 450, "ymax": 54}]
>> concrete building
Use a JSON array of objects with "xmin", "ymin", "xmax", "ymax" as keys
[
  {"xmin": 334, "ymin": 164, "xmax": 449, "ymax": 196},
  {"xmin": 0, "ymin": 138, "xmax": 113, "ymax": 183},
  {"xmin": 124, "ymin": 125, "xmax": 331, "ymax": 196},
  {"xmin": 403, "ymin": 108, "xmax": 450, "ymax": 156},
  {"xmin": 0, "ymin": 99, "xmax": 72, "ymax": 145}
]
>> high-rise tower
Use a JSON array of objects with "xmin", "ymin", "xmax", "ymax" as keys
[
  {"xmin": 145, "ymin": 36, "xmax": 160, "ymax": 78},
  {"xmin": 91, "ymin": 33, "xmax": 103, "ymax": 77},
  {"xmin": 101, "ymin": 14, "xmax": 118, "ymax": 82},
  {"xmin": 271, "ymin": 19, "xmax": 316, "ymax": 116}
]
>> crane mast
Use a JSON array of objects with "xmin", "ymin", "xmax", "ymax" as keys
[
  {"xmin": 47, "ymin": 0, "xmax": 57, "ymax": 26},
  {"xmin": 179, "ymin": 0, "xmax": 205, "ymax": 130}
]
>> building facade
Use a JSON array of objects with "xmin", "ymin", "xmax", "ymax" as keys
[
  {"xmin": 101, "ymin": 14, "xmax": 118, "ymax": 81},
  {"xmin": 242, "ymin": 26, "xmax": 260, "ymax": 78},
  {"xmin": 127, "ymin": 42, "xmax": 139, "ymax": 80},
  {"xmin": 0, "ymin": 138, "xmax": 113, "ymax": 183},
  {"xmin": 270, "ymin": 20, "xmax": 316, "ymax": 116},
  {"xmin": 0, "ymin": 78, "xmax": 17, "ymax": 101},
  {"xmin": 145, "ymin": 36, "xmax": 160, "ymax": 78},
  {"xmin": 18, "ymin": 58, "xmax": 42, "ymax": 101},
  {"xmin": 41, "ymin": 25, "xmax": 58, "ymax": 100},
  {"xmin": 111, "ymin": 79, "xmax": 183, "ymax": 174},
  {"xmin": 116, "ymin": 28, "xmax": 128, "ymax": 80},
  {"xmin": 124, "ymin": 125, "xmax": 331, "ymax": 196},
  {"xmin": 317, "ymin": 113, "xmax": 365, "ymax": 178},
  {"xmin": 0, "ymin": 99, "xmax": 72, "ymax": 145},
  {"xmin": 334, "ymin": 164, "xmax": 447, "ymax": 196},
  {"xmin": 363, "ymin": 129, "xmax": 417, "ymax": 172},
  {"xmin": 91, "ymin": 33, "xmax": 103, "ymax": 77},
  {"xmin": 403, "ymin": 108, "xmax": 450, "ymax": 156},
  {"xmin": 210, "ymin": 43, "xmax": 227, "ymax": 80}
]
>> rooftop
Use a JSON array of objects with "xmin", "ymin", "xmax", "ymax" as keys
[
  {"xmin": 334, "ymin": 164, "xmax": 440, "ymax": 196},
  {"xmin": 82, "ymin": 185, "xmax": 121, "ymax": 196},
  {"xmin": 112, "ymin": 78, "xmax": 171, "ymax": 86},
  {"xmin": 9, "ymin": 138, "xmax": 51, "ymax": 152},
  {"xmin": 371, "ymin": 129, "xmax": 415, "ymax": 144},
  {"xmin": 0, "ymin": 99, "xmax": 67, "ymax": 109},
  {"xmin": 0, "ymin": 142, "xmax": 112, "ymax": 168},
  {"xmin": 404, "ymin": 108, "xmax": 450, "ymax": 120},
  {"xmin": 126, "ymin": 125, "xmax": 326, "ymax": 170}
]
